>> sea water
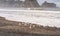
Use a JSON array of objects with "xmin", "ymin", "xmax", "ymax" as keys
[{"xmin": 0, "ymin": 8, "xmax": 60, "ymax": 27}]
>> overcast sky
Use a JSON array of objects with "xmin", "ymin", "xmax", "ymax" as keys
[{"xmin": 37, "ymin": 0, "xmax": 60, "ymax": 7}]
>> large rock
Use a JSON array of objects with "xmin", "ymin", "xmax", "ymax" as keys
[
  {"xmin": 23, "ymin": 0, "xmax": 40, "ymax": 8},
  {"xmin": 41, "ymin": 1, "xmax": 56, "ymax": 8}
]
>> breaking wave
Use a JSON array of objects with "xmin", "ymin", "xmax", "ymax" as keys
[{"xmin": 0, "ymin": 9, "xmax": 60, "ymax": 27}]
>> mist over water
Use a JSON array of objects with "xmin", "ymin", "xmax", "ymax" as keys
[{"xmin": 0, "ymin": 9, "xmax": 60, "ymax": 27}]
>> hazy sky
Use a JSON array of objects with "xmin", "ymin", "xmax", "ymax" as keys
[{"xmin": 37, "ymin": 0, "xmax": 60, "ymax": 7}]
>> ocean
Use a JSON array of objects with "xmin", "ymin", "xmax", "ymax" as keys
[{"xmin": 0, "ymin": 8, "xmax": 60, "ymax": 27}]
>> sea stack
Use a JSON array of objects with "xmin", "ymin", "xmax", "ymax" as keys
[
  {"xmin": 22, "ymin": 0, "xmax": 40, "ymax": 8},
  {"xmin": 41, "ymin": 1, "xmax": 56, "ymax": 8}
]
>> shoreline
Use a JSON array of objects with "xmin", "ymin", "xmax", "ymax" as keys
[{"xmin": 0, "ymin": 16, "xmax": 60, "ymax": 35}]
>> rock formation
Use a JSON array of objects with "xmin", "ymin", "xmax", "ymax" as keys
[
  {"xmin": 41, "ymin": 1, "xmax": 56, "ymax": 8},
  {"xmin": 0, "ymin": 0, "xmax": 57, "ymax": 8},
  {"xmin": 23, "ymin": 0, "xmax": 40, "ymax": 8}
]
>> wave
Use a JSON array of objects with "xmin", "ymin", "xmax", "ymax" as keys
[{"xmin": 0, "ymin": 9, "xmax": 60, "ymax": 27}]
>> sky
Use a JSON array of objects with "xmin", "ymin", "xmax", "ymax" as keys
[{"xmin": 37, "ymin": 0, "xmax": 60, "ymax": 7}]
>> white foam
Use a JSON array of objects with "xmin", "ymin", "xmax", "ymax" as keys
[{"xmin": 0, "ymin": 12, "xmax": 60, "ymax": 27}]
